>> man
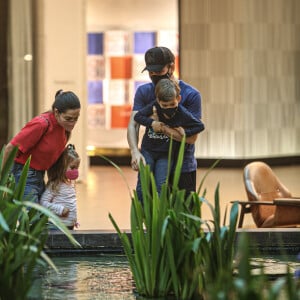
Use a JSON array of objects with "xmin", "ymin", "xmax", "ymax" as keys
[{"xmin": 127, "ymin": 46, "xmax": 202, "ymax": 196}]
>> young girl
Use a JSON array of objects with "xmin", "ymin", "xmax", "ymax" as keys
[{"xmin": 40, "ymin": 144, "xmax": 80, "ymax": 230}]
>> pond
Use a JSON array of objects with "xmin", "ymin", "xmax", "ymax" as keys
[
  {"xmin": 29, "ymin": 255, "xmax": 136, "ymax": 300},
  {"xmin": 28, "ymin": 254, "xmax": 299, "ymax": 300}
]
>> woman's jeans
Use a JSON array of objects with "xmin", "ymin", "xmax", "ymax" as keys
[
  {"xmin": 136, "ymin": 149, "xmax": 171, "ymax": 203},
  {"xmin": 11, "ymin": 163, "xmax": 45, "ymax": 203}
]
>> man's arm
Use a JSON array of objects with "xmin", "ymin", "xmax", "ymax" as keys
[
  {"xmin": 161, "ymin": 125, "xmax": 198, "ymax": 144},
  {"xmin": 127, "ymin": 111, "xmax": 145, "ymax": 171}
]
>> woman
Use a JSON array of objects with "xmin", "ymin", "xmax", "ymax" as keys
[{"xmin": 3, "ymin": 89, "xmax": 81, "ymax": 202}]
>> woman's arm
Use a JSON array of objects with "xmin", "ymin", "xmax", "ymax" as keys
[{"xmin": 2, "ymin": 143, "xmax": 15, "ymax": 170}]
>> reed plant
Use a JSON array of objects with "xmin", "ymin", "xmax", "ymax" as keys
[
  {"xmin": 0, "ymin": 146, "xmax": 80, "ymax": 300},
  {"xmin": 109, "ymin": 138, "xmax": 235, "ymax": 299},
  {"xmin": 109, "ymin": 138, "xmax": 238, "ymax": 299},
  {"xmin": 109, "ymin": 138, "xmax": 299, "ymax": 299},
  {"xmin": 109, "ymin": 139, "xmax": 186, "ymax": 298}
]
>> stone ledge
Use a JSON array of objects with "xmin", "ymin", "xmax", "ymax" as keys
[
  {"xmin": 45, "ymin": 228, "xmax": 300, "ymax": 255},
  {"xmin": 235, "ymin": 228, "xmax": 300, "ymax": 254}
]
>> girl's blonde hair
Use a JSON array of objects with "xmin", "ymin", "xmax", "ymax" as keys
[{"xmin": 46, "ymin": 144, "xmax": 80, "ymax": 193}]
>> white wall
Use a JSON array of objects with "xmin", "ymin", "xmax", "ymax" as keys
[
  {"xmin": 36, "ymin": 0, "xmax": 178, "ymax": 178},
  {"xmin": 86, "ymin": 0, "xmax": 178, "ymax": 151},
  {"xmin": 37, "ymin": 0, "xmax": 88, "ymax": 180},
  {"xmin": 87, "ymin": 0, "xmax": 178, "ymax": 31}
]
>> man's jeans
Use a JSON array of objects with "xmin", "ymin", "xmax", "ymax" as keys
[
  {"xmin": 136, "ymin": 149, "xmax": 171, "ymax": 203},
  {"xmin": 11, "ymin": 163, "xmax": 45, "ymax": 203}
]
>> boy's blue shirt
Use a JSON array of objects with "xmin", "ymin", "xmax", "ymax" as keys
[{"xmin": 133, "ymin": 80, "xmax": 202, "ymax": 172}]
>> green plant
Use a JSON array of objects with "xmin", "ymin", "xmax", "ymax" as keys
[
  {"xmin": 108, "ymin": 138, "xmax": 236, "ymax": 299},
  {"xmin": 0, "ymin": 146, "xmax": 81, "ymax": 300},
  {"xmin": 109, "ymin": 138, "xmax": 214, "ymax": 299},
  {"xmin": 109, "ymin": 139, "xmax": 185, "ymax": 297},
  {"xmin": 108, "ymin": 139, "xmax": 299, "ymax": 300}
]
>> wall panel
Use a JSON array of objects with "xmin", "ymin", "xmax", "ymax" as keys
[{"xmin": 180, "ymin": 0, "xmax": 300, "ymax": 158}]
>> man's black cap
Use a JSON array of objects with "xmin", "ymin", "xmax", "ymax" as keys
[{"xmin": 142, "ymin": 46, "xmax": 175, "ymax": 72}]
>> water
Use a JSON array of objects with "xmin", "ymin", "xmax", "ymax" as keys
[
  {"xmin": 29, "ymin": 255, "xmax": 136, "ymax": 300},
  {"xmin": 250, "ymin": 256, "xmax": 299, "ymax": 278},
  {"xmin": 28, "ymin": 254, "xmax": 299, "ymax": 300}
]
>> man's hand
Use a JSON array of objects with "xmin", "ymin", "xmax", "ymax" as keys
[
  {"xmin": 161, "ymin": 126, "xmax": 198, "ymax": 143},
  {"xmin": 131, "ymin": 149, "xmax": 146, "ymax": 171},
  {"xmin": 152, "ymin": 121, "xmax": 165, "ymax": 133},
  {"xmin": 173, "ymin": 126, "xmax": 185, "ymax": 136}
]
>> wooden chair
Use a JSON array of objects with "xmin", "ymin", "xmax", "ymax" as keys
[{"xmin": 233, "ymin": 161, "xmax": 300, "ymax": 228}]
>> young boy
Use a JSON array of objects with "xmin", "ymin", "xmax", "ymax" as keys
[{"xmin": 134, "ymin": 78, "xmax": 205, "ymax": 201}]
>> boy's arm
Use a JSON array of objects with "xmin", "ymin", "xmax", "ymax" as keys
[
  {"xmin": 161, "ymin": 108, "xmax": 204, "ymax": 144},
  {"xmin": 134, "ymin": 104, "xmax": 165, "ymax": 133},
  {"xmin": 160, "ymin": 125, "xmax": 185, "ymax": 142},
  {"xmin": 162, "ymin": 126, "xmax": 199, "ymax": 144},
  {"xmin": 134, "ymin": 103, "xmax": 157, "ymax": 126}
]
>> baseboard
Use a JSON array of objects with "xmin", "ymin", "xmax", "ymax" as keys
[{"xmin": 89, "ymin": 155, "xmax": 300, "ymax": 168}]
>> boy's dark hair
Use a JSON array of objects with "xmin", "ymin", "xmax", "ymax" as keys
[{"xmin": 155, "ymin": 78, "xmax": 180, "ymax": 102}]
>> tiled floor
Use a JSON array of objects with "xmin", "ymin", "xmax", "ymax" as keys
[{"xmin": 76, "ymin": 164, "xmax": 300, "ymax": 231}]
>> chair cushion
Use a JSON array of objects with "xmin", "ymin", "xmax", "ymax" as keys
[
  {"xmin": 251, "ymin": 191, "xmax": 279, "ymax": 227},
  {"xmin": 274, "ymin": 205, "xmax": 300, "ymax": 226}
]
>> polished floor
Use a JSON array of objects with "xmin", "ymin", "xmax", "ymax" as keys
[{"xmin": 76, "ymin": 164, "xmax": 300, "ymax": 231}]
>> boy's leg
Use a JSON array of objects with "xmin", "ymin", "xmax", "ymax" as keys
[{"xmin": 154, "ymin": 156, "xmax": 170, "ymax": 195}]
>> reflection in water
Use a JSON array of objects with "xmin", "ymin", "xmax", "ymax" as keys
[
  {"xmin": 28, "ymin": 254, "xmax": 300, "ymax": 299},
  {"xmin": 29, "ymin": 255, "xmax": 135, "ymax": 300}
]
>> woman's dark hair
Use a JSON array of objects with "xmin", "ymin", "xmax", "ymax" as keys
[{"xmin": 52, "ymin": 89, "xmax": 81, "ymax": 113}]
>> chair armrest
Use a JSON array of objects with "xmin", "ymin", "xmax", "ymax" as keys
[
  {"xmin": 231, "ymin": 200, "xmax": 275, "ymax": 228},
  {"xmin": 231, "ymin": 200, "xmax": 275, "ymax": 206},
  {"xmin": 273, "ymin": 198, "xmax": 300, "ymax": 206}
]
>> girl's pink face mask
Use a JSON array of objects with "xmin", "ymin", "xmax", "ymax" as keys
[{"xmin": 65, "ymin": 169, "xmax": 79, "ymax": 180}]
